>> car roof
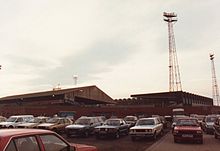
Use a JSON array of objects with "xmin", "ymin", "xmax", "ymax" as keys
[{"xmin": 0, "ymin": 129, "xmax": 53, "ymax": 138}]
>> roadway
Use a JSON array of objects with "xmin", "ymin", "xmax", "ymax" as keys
[{"xmin": 146, "ymin": 132, "xmax": 220, "ymax": 151}]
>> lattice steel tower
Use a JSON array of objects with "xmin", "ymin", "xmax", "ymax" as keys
[
  {"xmin": 210, "ymin": 53, "xmax": 220, "ymax": 106},
  {"xmin": 163, "ymin": 12, "xmax": 182, "ymax": 92}
]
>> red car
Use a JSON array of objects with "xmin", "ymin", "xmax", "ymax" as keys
[
  {"xmin": 0, "ymin": 129, "xmax": 97, "ymax": 151},
  {"xmin": 173, "ymin": 118, "xmax": 203, "ymax": 144}
]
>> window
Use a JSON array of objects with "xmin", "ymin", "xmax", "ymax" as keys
[
  {"xmin": 8, "ymin": 136, "xmax": 41, "ymax": 151},
  {"xmin": 5, "ymin": 141, "xmax": 16, "ymax": 151},
  {"xmin": 40, "ymin": 134, "xmax": 69, "ymax": 151}
]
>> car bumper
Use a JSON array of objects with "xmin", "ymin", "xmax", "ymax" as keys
[
  {"xmin": 129, "ymin": 132, "xmax": 154, "ymax": 138},
  {"xmin": 95, "ymin": 131, "xmax": 117, "ymax": 137},
  {"xmin": 174, "ymin": 134, "xmax": 203, "ymax": 142},
  {"xmin": 66, "ymin": 129, "xmax": 86, "ymax": 136}
]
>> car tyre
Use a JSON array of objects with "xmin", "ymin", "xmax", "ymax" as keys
[
  {"xmin": 115, "ymin": 131, "xmax": 120, "ymax": 139},
  {"xmin": 152, "ymin": 131, "xmax": 157, "ymax": 140},
  {"xmin": 214, "ymin": 132, "xmax": 218, "ymax": 139},
  {"xmin": 174, "ymin": 138, "xmax": 178, "ymax": 143},
  {"xmin": 160, "ymin": 129, "xmax": 164, "ymax": 136}
]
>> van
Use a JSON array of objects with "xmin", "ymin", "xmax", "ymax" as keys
[{"xmin": 0, "ymin": 115, "xmax": 34, "ymax": 128}]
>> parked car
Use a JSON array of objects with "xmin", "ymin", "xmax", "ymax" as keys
[
  {"xmin": 0, "ymin": 115, "xmax": 34, "ymax": 128},
  {"xmin": 95, "ymin": 118, "xmax": 129, "ymax": 139},
  {"xmin": 213, "ymin": 116, "xmax": 220, "ymax": 139},
  {"xmin": 171, "ymin": 115, "xmax": 188, "ymax": 132},
  {"xmin": 65, "ymin": 116, "xmax": 103, "ymax": 137},
  {"xmin": 201, "ymin": 115, "xmax": 218, "ymax": 134},
  {"xmin": 0, "ymin": 129, "xmax": 97, "ymax": 151},
  {"xmin": 37, "ymin": 117, "xmax": 72, "ymax": 133},
  {"xmin": 124, "ymin": 116, "xmax": 138, "ymax": 127},
  {"xmin": 16, "ymin": 116, "xmax": 50, "ymax": 128},
  {"xmin": 129, "ymin": 117, "xmax": 163, "ymax": 141},
  {"xmin": 173, "ymin": 118, "xmax": 203, "ymax": 144}
]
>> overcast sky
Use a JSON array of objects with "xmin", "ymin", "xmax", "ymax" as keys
[{"xmin": 0, "ymin": 0, "xmax": 219, "ymax": 100}]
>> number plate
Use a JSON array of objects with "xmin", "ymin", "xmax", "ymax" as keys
[{"xmin": 182, "ymin": 134, "xmax": 193, "ymax": 138}]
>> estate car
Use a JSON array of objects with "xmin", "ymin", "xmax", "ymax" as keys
[{"xmin": 129, "ymin": 117, "xmax": 163, "ymax": 141}]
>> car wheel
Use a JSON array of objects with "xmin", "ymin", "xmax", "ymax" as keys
[
  {"xmin": 214, "ymin": 132, "xmax": 218, "ymax": 139},
  {"xmin": 8, "ymin": 125, "xmax": 13, "ymax": 128},
  {"xmin": 115, "ymin": 131, "xmax": 120, "ymax": 139},
  {"xmin": 160, "ymin": 129, "xmax": 164, "ymax": 136},
  {"xmin": 152, "ymin": 131, "xmax": 157, "ymax": 140}
]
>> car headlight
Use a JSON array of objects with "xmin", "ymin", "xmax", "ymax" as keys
[{"xmin": 145, "ymin": 129, "xmax": 152, "ymax": 132}]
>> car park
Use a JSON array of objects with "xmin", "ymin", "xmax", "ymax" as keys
[
  {"xmin": 213, "ymin": 116, "xmax": 220, "ymax": 139},
  {"xmin": 65, "ymin": 116, "xmax": 103, "ymax": 137},
  {"xmin": 129, "ymin": 117, "xmax": 163, "ymax": 141},
  {"xmin": 37, "ymin": 117, "xmax": 72, "ymax": 133},
  {"xmin": 124, "ymin": 116, "xmax": 138, "ymax": 128},
  {"xmin": 0, "ymin": 128, "xmax": 97, "ymax": 151},
  {"xmin": 95, "ymin": 118, "xmax": 129, "ymax": 139},
  {"xmin": 16, "ymin": 116, "xmax": 50, "ymax": 128},
  {"xmin": 0, "ymin": 115, "xmax": 34, "ymax": 128},
  {"xmin": 173, "ymin": 118, "xmax": 203, "ymax": 144},
  {"xmin": 201, "ymin": 115, "xmax": 218, "ymax": 134}
]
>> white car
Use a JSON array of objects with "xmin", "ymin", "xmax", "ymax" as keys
[
  {"xmin": 0, "ymin": 115, "xmax": 34, "ymax": 128},
  {"xmin": 129, "ymin": 117, "xmax": 163, "ymax": 141}
]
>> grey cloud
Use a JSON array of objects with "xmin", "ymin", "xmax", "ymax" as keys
[{"xmin": 30, "ymin": 38, "xmax": 137, "ymax": 86}]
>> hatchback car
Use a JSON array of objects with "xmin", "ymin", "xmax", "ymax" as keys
[
  {"xmin": 95, "ymin": 118, "xmax": 129, "ymax": 139},
  {"xmin": 173, "ymin": 118, "xmax": 203, "ymax": 144},
  {"xmin": 65, "ymin": 116, "xmax": 103, "ymax": 137},
  {"xmin": 0, "ymin": 129, "xmax": 97, "ymax": 151},
  {"xmin": 37, "ymin": 117, "xmax": 72, "ymax": 133}
]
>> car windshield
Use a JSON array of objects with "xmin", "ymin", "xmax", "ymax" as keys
[
  {"xmin": 47, "ymin": 118, "xmax": 59, "ymax": 123},
  {"xmin": 105, "ymin": 120, "xmax": 120, "ymax": 126},
  {"xmin": 136, "ymin": 119, "xmax": 155, "ymax": 126},
  {"xmin": 6, "ymin": 117, "xmax": 17, "ymax": 122},
  {"xmin": 29, "ymin": 118, "xmax": 46, "ymax": 123},
  {"xmin": 176, "ymin": 119, "xmax": 198, "ymax": 126},
  {"xmin": 205, "ymin": 116, "xmax": 217, "ymax": 122},
  {"xmin": 75, "ymin": 118, "xmax": 91, "ymax": 125}
]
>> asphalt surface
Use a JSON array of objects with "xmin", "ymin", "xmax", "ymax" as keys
[
  {"xmin": 64, "ymin": 133, "xmax": 160, "ymax": 151},
  {"xmin": 145, "ymin": 132, "xmax": 220, "ymax": 151}
]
